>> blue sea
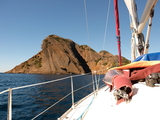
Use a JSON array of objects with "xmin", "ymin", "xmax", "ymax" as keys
[{"xmin": 0, "ymin": 73, "xmax": 104, "ymax": 120}]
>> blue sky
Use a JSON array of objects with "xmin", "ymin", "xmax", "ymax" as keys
[{"xmin": 0, "ymin": 0, "xmax": 160, "ymax": 72}]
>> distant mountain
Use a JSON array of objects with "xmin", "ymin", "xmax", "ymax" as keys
[{"xmin": 6, "ymin": 35, "xmax": 130, "ymax": 74}]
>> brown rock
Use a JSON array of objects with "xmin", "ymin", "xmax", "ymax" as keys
[{"xmin": 6, "ymin": 35, "xmax": 130, "ymax": 74}]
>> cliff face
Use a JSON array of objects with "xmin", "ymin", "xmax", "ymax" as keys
[{"xmin": 6, "ymin": 35, "xmax": 130, "ymax": 74}]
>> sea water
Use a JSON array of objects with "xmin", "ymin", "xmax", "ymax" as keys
[{"xmin": 0, "ymin": 73, "xmax": 104, "ymax": 120}]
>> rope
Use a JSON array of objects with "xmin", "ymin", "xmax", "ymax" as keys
[
  {"xmin": 76, "ymin": 76, "xmax": 105, "ymax": 120},
  {"xmin": 76, "ymin": 96, "xmax": 95, "ymax": 120},
  {"xmin": 103, "ymin": 0, "xmax": 111, "ymax": 50}
]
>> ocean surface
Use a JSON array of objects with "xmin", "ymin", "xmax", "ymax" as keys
[{"xmin": 0, "ymin": 73, "xmax": 105, "ymax": 120}]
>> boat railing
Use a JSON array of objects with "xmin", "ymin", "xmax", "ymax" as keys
[{"xmin": 0, "ymin": 72, "xmax": 105, "ymax": 120}]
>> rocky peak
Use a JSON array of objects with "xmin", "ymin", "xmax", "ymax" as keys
[{"xmin": 6, "ymin": 35, "xmax": 130, "ymax": 74}]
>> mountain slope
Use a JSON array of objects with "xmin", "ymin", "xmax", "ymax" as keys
[{"xmin": 6, "ymin": 35, "xmax": 130, "ymax": 74}]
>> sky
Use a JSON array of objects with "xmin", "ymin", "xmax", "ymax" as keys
[{"xmin": 0, "ymin": 0, "xmax": 160, "ymax": 72}]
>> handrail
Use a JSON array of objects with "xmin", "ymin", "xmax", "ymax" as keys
[
  {"xmin": 31, "ymin": 92, "xmax": 72, "ymax": 120},
  {"xmin": 0, "ymin": 89, "xmax": 9, "ymax": 95},
  {"xmin": 12, "ymin": 76, "xmax": 71, "ymax": 91},
  {"xmin": 0, "ymin": 72, "xmax": 105, "ymax": 119},
  {"xmin": 33, "ymin": 75, "xmax": 104, "ymax": 120}
]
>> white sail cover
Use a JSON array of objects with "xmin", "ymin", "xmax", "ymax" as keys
[
  {"xmin": 138, "ymin": 0, "xmax": 158, "ymax": 34},
  {"xmin": 124, "ymin": 0, "xmax": 138, "ymax": 31}
]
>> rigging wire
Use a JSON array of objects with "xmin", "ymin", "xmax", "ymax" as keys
[
  {"xmin": 99, "ymin": 0, "xmax": 111, "ymax": 71},
  {"xmin": 103, "ymin": 0, "xmax": 111, "ymax": 50},
  {"xmin": 121, "ymin": 12, "xmax": 132, "ymax": 54},
  {"xmin": 84, "ymin": 0, "xmax": 96, "ymax": 85},
  {"xmin": 84, "ymin": 0, "xmax": 90, "ymax": 47},
  {"xmin": 121, "ymin": 43, "xmax": 130, "ymax": 52}
]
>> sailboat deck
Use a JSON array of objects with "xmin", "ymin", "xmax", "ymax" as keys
[{"xmin": 59, "ymin": 83, "xmax": 160, "ymax": 120}]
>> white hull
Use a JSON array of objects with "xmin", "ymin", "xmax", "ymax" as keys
[{"xmin": 59, "ymin": 82, "xmax": 160, "ymax": 120}]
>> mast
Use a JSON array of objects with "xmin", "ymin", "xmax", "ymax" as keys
[
  {"xmin": 114, "ymin": 0, "xmax": 122, "ymax": 66},
  {"xmin": 124, "ymin": 0, "xmax": 158, "ymax": 61}
]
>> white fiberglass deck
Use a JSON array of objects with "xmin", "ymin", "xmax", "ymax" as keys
[{"xmin": 59, "ymin": 83, "xmax": 160, "ymax": 120}]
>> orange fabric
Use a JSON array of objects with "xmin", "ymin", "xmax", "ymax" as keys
[
  {"xmin": 110, "ymin": 61, "xmax": 160, "ymax": 70},
  {"xmin": 130, "ymin": 63, "xmax": 160, "ymax": 80}
]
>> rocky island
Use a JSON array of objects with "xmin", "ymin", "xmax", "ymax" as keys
[{"xmin": 6, "ymin": 35, "xmax": 130, "ymax": 74}]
